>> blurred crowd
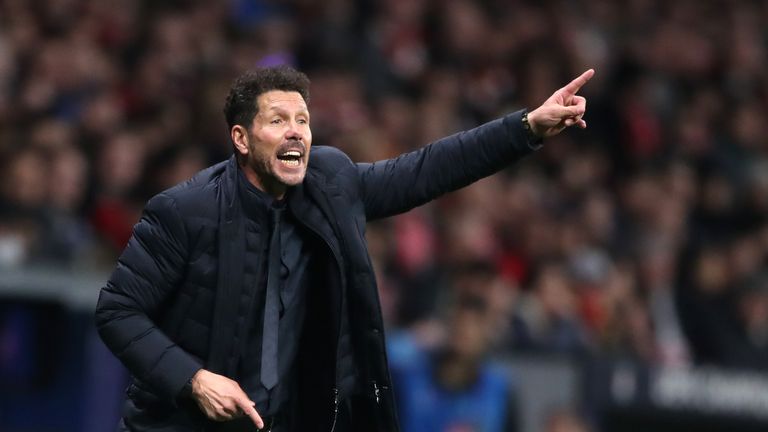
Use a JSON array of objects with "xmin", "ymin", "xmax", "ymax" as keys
[{"xmin": 1, "ymin": 0, "xmax": 768, "ymax": 429}]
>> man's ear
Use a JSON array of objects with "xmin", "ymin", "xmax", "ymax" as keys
[{"xmin": 231, "ymin": 125, "xmax": 249, "ymax": 157}]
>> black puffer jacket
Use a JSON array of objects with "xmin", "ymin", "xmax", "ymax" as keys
[{"xmin": 95, "ymin": 110, "xmax": 538, "ymax": 431}]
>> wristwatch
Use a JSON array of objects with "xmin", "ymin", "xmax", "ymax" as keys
[{"xmin": 522, "ymin": 110, "xmax": 541, "ymax": 143}]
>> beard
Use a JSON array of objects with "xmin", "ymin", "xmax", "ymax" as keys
[{"xmin": 245, "ymin": 136, "xmax": 308, "ymax": 191}]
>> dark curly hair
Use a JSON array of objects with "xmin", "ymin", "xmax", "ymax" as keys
[{"xmin": 223, "ymin": 65, "xmax": 310, "ymax": 130}]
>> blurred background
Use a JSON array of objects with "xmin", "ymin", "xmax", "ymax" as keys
[{"xmin": 1, "ymin": 0, "xmax": 768, "ymax": 431}]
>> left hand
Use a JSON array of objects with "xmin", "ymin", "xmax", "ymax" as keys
[
  {"xmin": 190, "ymin": 369, "xmax": 264, "ymax": 428},
  {"xmin": 527, "ymin": 69, "xmax": 595, "ymax": 138}
]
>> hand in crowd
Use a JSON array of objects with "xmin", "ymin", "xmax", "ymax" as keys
[
  {"xmin": 190, "ymin": 369, "xmax": 264, "ymax": 428},
  {"xmin": 527, "ymin": 69, "xmax": 594, "ymax": 138}
]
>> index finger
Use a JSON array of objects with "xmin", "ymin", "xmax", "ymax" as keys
[
  {"xmin": 561, "ymin": 69, "xmax": 595, "ymax": 96},
  {"xmin": 236, "ymin": 397, "xmax": 264, "ymax": 429}
]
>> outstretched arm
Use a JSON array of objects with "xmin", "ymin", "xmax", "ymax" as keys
[
  {"xmin": 358, "ymin": 69, "xmax": 595, "ymax": 221},
  {"xmin": 357, "ymin": 111, "xmax": 536, "ymax": 221}
]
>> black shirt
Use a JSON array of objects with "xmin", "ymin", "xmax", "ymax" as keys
[{"xmin": 236, "ymin": 169, "xmax": 312, "ymax": 416}]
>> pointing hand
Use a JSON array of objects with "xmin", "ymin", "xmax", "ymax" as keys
[
  {"xmin": 527, "ymin": 69, "xmax": 595, "ymax": 138},
  {"xmin": 190, "ymin": 369, "xmax": 265, "ymax": 429}
]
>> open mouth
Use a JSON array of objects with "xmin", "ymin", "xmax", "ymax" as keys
[{"xmin": 276, "ymin": 150, "xmax": 303, "ymax": 167}]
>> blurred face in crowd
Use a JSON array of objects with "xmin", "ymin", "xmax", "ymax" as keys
[
  {"xmin": 448, "ymin": 297, "xmax": 494, "ymax": 360},
  {"xmin": 4, "ymin": 150, "xmax": 47, "ymax": 208},
  {"xmin": 233, "ymin": 90, "xmax": 312, "ymax": 197}
]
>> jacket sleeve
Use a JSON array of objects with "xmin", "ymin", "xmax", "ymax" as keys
[
  {"xmin": 95, "ymin": 192, "xmax": 201, "ymax": 403},
  {"xmin": 356, "ymin": 110, "xmax": 541, "ymax": 221}
]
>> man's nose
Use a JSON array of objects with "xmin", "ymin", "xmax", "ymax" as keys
[{"xmin": 285, "ymin": 121, "xmax": 303, "ymax": 140}]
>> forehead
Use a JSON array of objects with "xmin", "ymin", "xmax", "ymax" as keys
[{"xmin": 257, "ymin": 90, "xmax": 308, "ymax": 112}]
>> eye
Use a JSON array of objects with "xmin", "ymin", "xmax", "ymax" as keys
[{"xmin": 297, "ymin": 118, "xmax": 308, "ymax": 125}]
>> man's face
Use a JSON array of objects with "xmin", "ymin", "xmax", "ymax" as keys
[{"xmin": 239, "ymin": 90, "xmax": 312, "ymax": 192}]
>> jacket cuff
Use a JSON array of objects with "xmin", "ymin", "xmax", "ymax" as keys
[
  {"xmin": 178, "ymin": 373, "xmax": 196, "ymax": 401},
  {"xmin": 148, "ymin": 346, "xmax": 203, "ymax": 405},
  {"xmin": 502, "ymin": 109, "xmax": 544, "ymax": 151}
]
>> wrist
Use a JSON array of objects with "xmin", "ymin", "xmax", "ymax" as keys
[
  {"xmin": 189, "ymin": 369, "xmax": 205, "ymax": 398},
  {"xmin": 522, "ymin": 110, "xmax": 542, "ymax": 142}
]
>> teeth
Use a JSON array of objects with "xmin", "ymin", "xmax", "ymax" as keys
[
  {"xmin": 282, "ymin": 151, "xmax": 301, "ymax": 157},
  {"xmin": 280, "ymin": 159, "xmax": 300, "ymax": 167}
]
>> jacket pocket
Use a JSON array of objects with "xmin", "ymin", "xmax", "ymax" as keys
[
  {"xmin": 125, "ymin": 381, "xmax": 205, "ymax": 431},
  {"xmin": 127, "ymin": 381, "xmax": 171, "ymax": 411}
]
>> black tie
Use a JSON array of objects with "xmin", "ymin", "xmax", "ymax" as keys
[{"xmin": 261, "ymin": 206, "xmax": 283, "ymax": 390}]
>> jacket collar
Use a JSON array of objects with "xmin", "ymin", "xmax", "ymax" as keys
[
  {"xmin": 209, "ymin": 156, "xmax": 246, "ymax": 375},
  {"xmin": 219, "ymin": 155, "xmax": 239, "ymax": 222},
  {"xmin": 288, "ymin": 169, "xmax": 342, "ymax": 255}
]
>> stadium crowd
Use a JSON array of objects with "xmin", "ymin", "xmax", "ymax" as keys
[{"xmin": 1, "ymin": 0, "xmax": 768, "ymax": 430}]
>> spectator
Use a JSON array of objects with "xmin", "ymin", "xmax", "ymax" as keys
[
  {"xmin": 389, "ymin": 289, "xmax": 519, "ymax": 432},
  {"xmin": 510, "ymin": 262, "xmax": 590, "ymax": 355},
  {"xmin": 0, "ymin": 148, "xmax": 47, "ymax": 266},
  {"xmin": 89, "ymin": 131, "xmax": 146, "ymax": 252},
  {"xmin": 40, "ymin": 145, "xmax": 96, "ymax": 265}
]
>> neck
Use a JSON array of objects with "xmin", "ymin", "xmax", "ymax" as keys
[{"xmin": 239, "ymin": 161, "xmax": 287, "ymax": 200}]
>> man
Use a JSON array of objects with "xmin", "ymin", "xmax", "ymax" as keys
[{"xmin": 95, "ymin": 65, "xmax": 593, "ymax": 432}]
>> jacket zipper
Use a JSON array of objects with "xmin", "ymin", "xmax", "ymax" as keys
[
  {"xmin": 330, "ymin": 387, "xmax": 340, "ymax": 432},
  {"xmin": 372, "ymin": 380, "xmax": 389, "ymax": 405},
  {"xmin": 299, "ymin": 221, "xmax": 346, "ymax": 429}
]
